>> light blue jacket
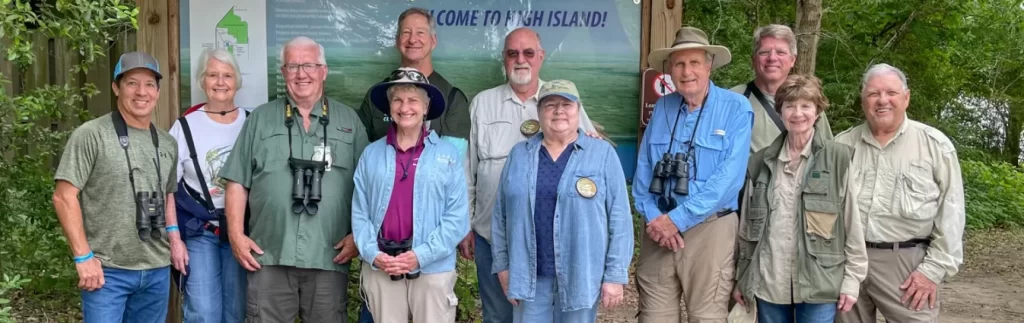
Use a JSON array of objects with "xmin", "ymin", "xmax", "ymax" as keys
[
  {"xmin": 352, "ymin": 131, "xmax": 469, "ymax": 274},
  {"xmin": 632, "ymin": 81, "xmax": 753, "ymax": 232},
  {"xmin": 491, "ymin": 130, "xmax": 634, "ymax": 311}
]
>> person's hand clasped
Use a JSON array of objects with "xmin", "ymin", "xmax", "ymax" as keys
[{"xmin": 646, "ymin": 214, "xmax": 684, "ymax": 251}]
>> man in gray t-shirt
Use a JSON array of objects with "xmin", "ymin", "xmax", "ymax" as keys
[{"xmin": 53, "ymin": 51, "xmax": 185, "ymax": 323}]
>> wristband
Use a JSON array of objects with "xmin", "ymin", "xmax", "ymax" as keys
[
  {"xmin": 74, "ymin": 251, "xmax": 94, "ymax": 264},
  {"xmin": 166, "ymin": 225, "xmax": 179, "ymax": 233}
]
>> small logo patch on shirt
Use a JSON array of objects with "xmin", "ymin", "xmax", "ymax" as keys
[
  {"xmin": 437, "ymin": 155, "xmax": 456, "ymax": 166},
  {"xmin": 714, "ymin": 129, "xmax": 726, "ymax": 136},
  {"xmin": 340, "ymin": 127, "xmax": 353, "ymax": 133}
]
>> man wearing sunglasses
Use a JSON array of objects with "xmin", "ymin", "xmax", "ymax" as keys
[
  {"xmin": 466, "ymin": 27, "xmax": 599, "ymax": 323},
  {"xmin": 220, "ymin": 36, "xmax": 370, "ymax": 323},
  {"xmin": 356, "ymin": 7, "xmax": 470, "ymax": 143}
]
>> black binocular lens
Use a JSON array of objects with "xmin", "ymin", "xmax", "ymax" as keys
[
  {"xmin": 135, "ymin": 192, "xmax": 166, "ymax": 241},
  {"xmin": 289, "ymin": 158, "xmax": 327, "ymax": 215},
  {"xmin": 649, "ymin": 152, "xmax": 691, "ymax": 198}
]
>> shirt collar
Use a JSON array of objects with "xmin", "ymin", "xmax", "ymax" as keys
[
  {"xmin": 503, "ymin": 79, "xmax": 546, "ymax": 104},
  {"xmin": 285, "ymin": 95, "xmax": 328, "ymax": 118},
  {"xmin": 859, "ymin": 113, "xmax": 911, "ymax": 148},
  {"xmin": 526, "ymin": 128, "xmax": 587, "ymax": 151},
  {"xmin": 778, "ymin": 129, "xmax": 815, "ymax": 163},
  {"xmin": 386, "ymin": 124, "xmax": 430, "ymax": 152}
]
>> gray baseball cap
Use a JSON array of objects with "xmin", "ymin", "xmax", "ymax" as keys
[{"xmin": 113, "ymin": 51, "xmax": 162, "ymax": 81}]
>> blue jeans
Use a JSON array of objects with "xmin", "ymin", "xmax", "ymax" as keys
[
  {"xmin": 756, "ymin": 298, "xmax": 837, "ymax": 323},
  {"xmin": 81, "ymin": 266, "xmax": 170, "ymax": 323},
  {"xmin": 183, "ymin": 230, "xmax": 247, "ymax": 323},
  {"xmin": 477, "ymin": 232, "xmax": 513, "ymax": 323},
  {"xmin": 512, "ymin": 276, "xmax": 598, "ymax": 323}
]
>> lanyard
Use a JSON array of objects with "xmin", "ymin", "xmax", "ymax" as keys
[
  {"xmin": 284, "ymin": 96, "xmax": 330, "ymax": 163},
  {"xmin": 110, "ymin": 109, "xmax": 164, "ymax": 201}
]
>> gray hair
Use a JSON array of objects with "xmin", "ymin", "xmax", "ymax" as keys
[
  {"xmin": 278, "ymin": 36, "xmax": 326, "ymax": 68},
  {"xmin": 861, "ymin": 63, "xmax": 909, "ymax": 93},
  {"xmin": 195, "ymin": 48, "xmax": 242, "ymax": 89},
  {"xmin": 395, "ymin": 8, "xmax": 436, "ymax": 41},
  {"xmin": 386, "ymin": 84, "xmax": 430, "ymax": 106},
  {"xmin": 753, "ymin": 24, "xmax": 798, "ymax": 56}
]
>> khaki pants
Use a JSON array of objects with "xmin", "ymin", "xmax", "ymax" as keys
[
  {"xmin": 636, "ymin": 213, "xmax": 737, "ymax": 323},
  {"xmin": 837, "ymin": 245, "xmax": 939, "ymax": 323},
  {"xmin": 245, "ymin": 265, "xmax": 348, "ymax": 323},
  {"xmin": 360, "ymin": 262, "xmax": 458, "ymax": 323}
]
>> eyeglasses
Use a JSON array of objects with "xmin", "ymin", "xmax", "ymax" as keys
[
  {"xmin": 756, "ymin": 49, "xmax": 790, "ymax": 57},
  {"xmin": 389, "ymin": 69, "xmax": 428, "ymax": 83},
  {"xmin": 505, "ymin": 49, "xmax": 536, "ymax": 59},
  {"xmin": 283, "ymin": 63, "xmax": 325, "ymax": 74}
]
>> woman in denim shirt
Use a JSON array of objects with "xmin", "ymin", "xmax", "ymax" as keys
[
  {"xmin": 491, "ymin": 80, "xmax": 634, "ymax": 322},
  {"xmin": 351, "ymin": 68, "xmax": 469, "ymax": 322}
]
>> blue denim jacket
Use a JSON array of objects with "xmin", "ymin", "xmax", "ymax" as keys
[
  {"xmin": 352, "ymin": 131, "xmax": 469, "ymax": 274},
  {"xmin": 632, "ymin": 81, "xmax": 753, "ymax": 232},
  {"xmin": 491, "ymin": 130, "xmax": 634, "ymax": 311}
]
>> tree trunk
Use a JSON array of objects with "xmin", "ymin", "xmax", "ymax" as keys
[
  {"xmin": 1007, "ymin": 102, "xmax": 1023, "ymax": 166},
  {"xmin": 794, "ymin": 0, "xmax": 823, "ymax": 75}
]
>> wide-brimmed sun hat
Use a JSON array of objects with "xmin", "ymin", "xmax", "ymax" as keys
[
  {"xmin": 648, "ymin": 26, "xmax": 732, "ymax": 73},
  {"xmin": 368, "ymin": 67, "xmax": 446, "ymax": 120}
]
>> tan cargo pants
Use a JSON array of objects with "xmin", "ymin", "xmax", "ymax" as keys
[
  {"xmin": 359, "ymin": 262, "xmax": 458, "ymax": 323},
  {"xmin": 636, "ymin": 212, "xmax": 737, "ymax": 323},
  {"xmin": 837, "ymin": 245, "xmax": 939, "ymax": 323}
]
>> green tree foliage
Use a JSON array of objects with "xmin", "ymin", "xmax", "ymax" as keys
[
  {"xmin": 0, "ymin": 0, "xmax": 137, "ymax": 318},
  {"xmin": 684, "ymin": 0, "xmax": 1024, "ymax": 228}
]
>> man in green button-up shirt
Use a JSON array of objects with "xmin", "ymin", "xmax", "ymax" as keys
[{"xmin": 221, "ymin": 36, "xmax": 369, "ymax": 323}]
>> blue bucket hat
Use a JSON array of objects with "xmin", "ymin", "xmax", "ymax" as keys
[{"xmin": 368, "ymin": 67, "xmax": 446, "ymax": 120}]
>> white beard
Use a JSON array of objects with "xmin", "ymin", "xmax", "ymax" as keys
[{"xmin": 508, "ymin": 70, "xmax": 532, "ymax": 85}]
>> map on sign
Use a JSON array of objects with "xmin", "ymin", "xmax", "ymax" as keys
[
  {"xmin": 189, "ymin": 2, "xmax": 268, "ymax": 109},
  {"xmin": 654, "ymin": 73, "xmax": 675, "ymax": 97},
  {"xmin": 216, "ymin": 8, "xmax": 249, "ymax": 57}
]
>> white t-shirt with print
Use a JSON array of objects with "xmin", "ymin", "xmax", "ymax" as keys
[{"xmin": 168, "ymin": 106, "xmax": 247, "ymax": 210}]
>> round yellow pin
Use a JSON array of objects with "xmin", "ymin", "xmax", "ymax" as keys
[
  {"xmin": 576, "ymin": 177, "xmax": 597, "ymax": 198},
  {"xmin": 520, "ymin": 119, "xmax": 540, "ymax": 136}
]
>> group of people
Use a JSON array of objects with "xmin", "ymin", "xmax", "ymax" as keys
[{"xmin": 50, "ymin": 5, "xmax": 964, "ymax": 323}]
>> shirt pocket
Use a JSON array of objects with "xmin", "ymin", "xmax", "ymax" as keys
[
  {"xmin": 256, "ymin": 127, "xmax": 290, "ymax": 171},
  {"xmin": 803, "ymin": 171, "xmax": 841, "ymax": 245},
  {"xmin": 479, "ymin": 120, "xmax": 516, "ymax": 160},
  {"xmin": 896, "ymin": 160, "xmax": 940, "ymax": 220},
  {"xmin": 693, "ymin": 133, "xmax": 725, "ymax": 181},
  {"xmin": 740, "ymin": 183, "xmax": 768, "ymax": 242},
  {"xmin": 327, "ymin": 125, "xmax": 356, "ymax": 172},
  {"xmin": 567, "ymin": 170, "xmax": 605, "ymax": 201}
]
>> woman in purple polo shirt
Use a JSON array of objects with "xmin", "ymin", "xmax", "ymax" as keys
[{"xmin": 351, "ymin": 67, "xmax": 469, "ymax": 322}]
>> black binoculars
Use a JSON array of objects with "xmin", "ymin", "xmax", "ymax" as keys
[
  {"xmin": 379, "ymin": 238, "xmax": 420, "ymax": 281},
  {"xmin": 289, "ymin": 158, "xmax": 327, "ymax": 215},
  {"xmin": 135, "ymin": 192, "xmax": 166, "ymax": 241},
  {"xmin": 649, "ymin": 152, "xmax": 690, "ymax": 197}
]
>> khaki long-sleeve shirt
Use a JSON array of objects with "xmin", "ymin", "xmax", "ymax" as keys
[
  {"xmin": 756, "ymin": 134, "xmax": 868, "ymax": 303},
  {"xmin": 835, "ymin": 118, "xmax": 965, "ymax": 284}
]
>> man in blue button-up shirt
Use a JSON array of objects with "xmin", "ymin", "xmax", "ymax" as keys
[{"xmin": 633, "ymin": 26, "xmax": 753, "ymax": 323}]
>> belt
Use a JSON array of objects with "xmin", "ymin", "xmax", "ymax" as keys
[{"xmin": 866, "ymin": 239, "xmax": 930, "ymax": 251}]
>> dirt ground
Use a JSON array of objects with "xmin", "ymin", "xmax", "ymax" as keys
[{"xmin": 595, "ymin": 229, "xmax": 1024, "ymax": 323}]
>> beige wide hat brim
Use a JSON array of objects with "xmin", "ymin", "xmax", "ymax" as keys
[{"xmin": 648, "ymin": 44, "xmax": 732, "ymax": 73}]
